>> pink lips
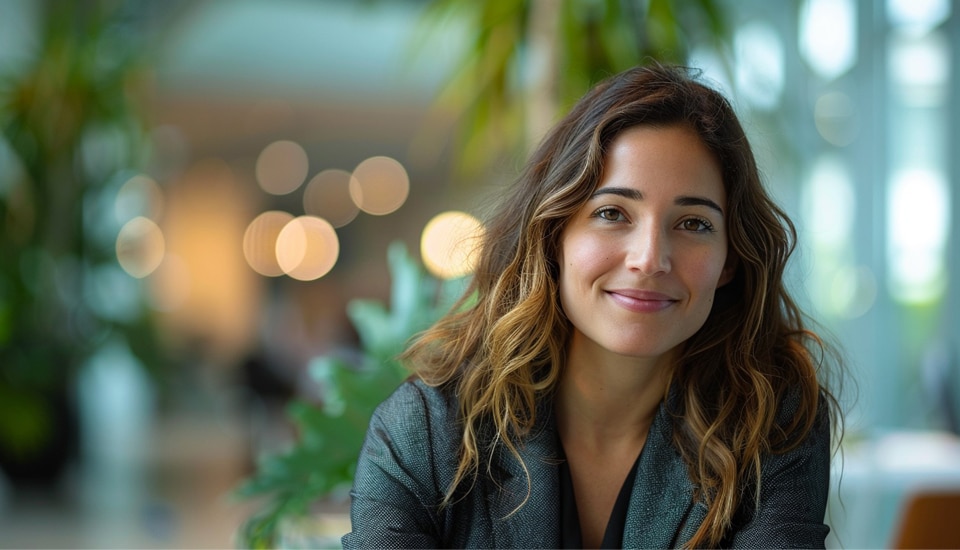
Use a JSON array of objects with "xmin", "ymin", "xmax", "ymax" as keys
[{"xmin": 606, "ymin": 289, "xmax": 677, "ymax": 313}]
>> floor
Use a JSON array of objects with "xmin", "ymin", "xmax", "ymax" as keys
[{"xmin": 0, "ymin": 408, "xmax": 350, "ymax": 549}]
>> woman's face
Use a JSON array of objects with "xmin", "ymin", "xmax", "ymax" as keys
[{"xmin": 558, "ymin": 124, "xmax": 734, "ymax": 362}]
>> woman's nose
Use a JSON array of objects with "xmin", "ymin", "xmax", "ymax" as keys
[{"xmin": 625, "ymin": 224, "xmax": 671, "ymax": 275}]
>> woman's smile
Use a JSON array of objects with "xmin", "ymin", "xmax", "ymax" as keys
[
  {"xmin": 605, "ymin": 289, "xmax": 678, "ymax": 313},
  {"xmin": 559, "ymin": 123, "xmax": 734, "ymax": 361}
]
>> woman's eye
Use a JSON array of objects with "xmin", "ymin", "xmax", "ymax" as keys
[
  {"xmin": 595, "ymin": 208, "xmax": 623, "ymax": 222},
  {"xmin": 680, "ymin": 218, "xmax": 714, "ymax": 232}
]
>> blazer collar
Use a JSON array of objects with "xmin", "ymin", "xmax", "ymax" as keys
[
  {"xmin": 486, "ymin": 410, "xmax": 563, "ymax": 549},
  {"xmin": 483, "ymin": 394, "xmax": 701, "ymax": 549},
  {"xmin": 622, "ymin": 400, "xmax": 702, "ymax": 548}
]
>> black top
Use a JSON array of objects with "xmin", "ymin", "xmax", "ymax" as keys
[{"xmin": 559, "ymin": 447, "xmax": 643, "ymax": 549}]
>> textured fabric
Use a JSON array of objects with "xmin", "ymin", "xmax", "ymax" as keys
[{"xmin": 341, "ymin": 379, "xmax": 832, "ymax": 549}]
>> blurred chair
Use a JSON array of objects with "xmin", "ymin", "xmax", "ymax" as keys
[{"xmin": 890, "ymin": 490, "xmax": 960, "ymax": 549}]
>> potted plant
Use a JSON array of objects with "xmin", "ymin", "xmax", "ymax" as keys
[
  {"xmin": 236, "ymin": 242, "xmax": 467, "ymax": 548},
  {"xmin": 0, "ymin": 0, "xmax": 164, "ymax": 487}
]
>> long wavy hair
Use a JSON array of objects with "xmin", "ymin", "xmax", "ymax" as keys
[{"xmin": 402, "ymin": 63, "xmax": 841, "ymax": 548}]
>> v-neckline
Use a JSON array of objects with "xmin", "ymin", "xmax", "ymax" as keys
[{"xmin": 558, "ymin": 445, "xmax": 644, "ymax": 549}]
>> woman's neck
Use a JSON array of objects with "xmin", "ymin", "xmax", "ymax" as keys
[{"xmin": 555, "ymin": 336, "xmax": 673, "ymax": 452}]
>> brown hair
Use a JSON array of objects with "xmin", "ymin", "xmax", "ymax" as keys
[{"xmin": 402, "ymin": 62, "xmax": 841, "ymax": 547}]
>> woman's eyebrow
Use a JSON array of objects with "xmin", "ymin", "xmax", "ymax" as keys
[
  {"xmin": 590, "ymin": 188, "xmax": 724, "ymax": 216},
  {"xmin": 590, "ymin": 187, "xmax": 643, "ymax": 200},
  {"xmin": 676, "ymin": 196, "xmax": 724, "ymax": 216}
]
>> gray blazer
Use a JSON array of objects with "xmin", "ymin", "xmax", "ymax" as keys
[{"xmin": 342, "ymin": 379, "xmax": 831, "ymax": 548}]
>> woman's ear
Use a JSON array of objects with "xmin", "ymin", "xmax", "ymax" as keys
[{"xmin": 717, "ymin": 254, "xmax": 737, "ymax": 288}]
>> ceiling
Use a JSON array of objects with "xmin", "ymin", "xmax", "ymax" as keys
[{"xmin": 152, "ymin": 0, "xmax": 464, "ymax": 105}]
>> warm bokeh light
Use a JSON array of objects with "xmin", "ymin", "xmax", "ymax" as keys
[
  {"xmin": 349, "ymin": 155, "xmax": 409, "ymax": 215},
  {"xmin": 302, "ymin": 169, "xmax": 361, "ymax": 228},
  {"xmin": 243, "ymin": 210, "xmax": 295, "ymax": 277},
  {"xmin": 156, "ymin": 158, "xmax": 260, "ymax": 364},
  {"xmin": 148, "ymin": 253, "xmax": 191, "ymax": 312},
  {"xmin": 275, "ymin": 216, "xmax": 340, "ymax": 281},
  {"xmin": 420, "ymin": 210, "xmax": 483, "ymax": 279},
  {"xmin": 255, "ymin": 139, "xmax": 309, "ymax": 195},
  {"xmin": 115, "ymin": 173, "xmax": 165, "ymax": 222},
  {"xmin": 116, "ymin": 216, "xmax": 166, "ymax": 278}
]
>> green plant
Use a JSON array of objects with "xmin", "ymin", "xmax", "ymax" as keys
[
  {"xmin": 414, "ymin": 0, "xmax": 730, "ymax": 175},
  {"xmin": 0, "ymin": 0, "xmax": 164, "ymax": 482},
  {"xmin": 236, "ymin": 242, "xmax": 468, "ymax": 549}
]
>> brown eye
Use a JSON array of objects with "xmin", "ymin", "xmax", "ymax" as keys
[
  {"xmin": 595, "ymin": 207, "xmax": 623, "ymax": 222},
  {"xmin": 680, "ymin": 218, "xmax": 714, "ymax": 232}
]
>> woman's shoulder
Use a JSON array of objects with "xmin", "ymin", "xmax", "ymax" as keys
[
  {"xmin": 369, "ymin": 378, "xmax": 462, "ymax": 448},
  {"xmin": 346, "ymin": 380, "xmax": 466, "ymax": 548},
  {"xmin": 774, "ymin": 386, "xmax": 834, "ymax": 439},
  {"xmin": 376, "ymin": 377, "xmax": 457, "ymax": 417}
]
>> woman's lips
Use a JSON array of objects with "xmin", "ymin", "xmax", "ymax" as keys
[{"xmin": 606, "ymin": 289, "xmax": 678, "ymax": 312}]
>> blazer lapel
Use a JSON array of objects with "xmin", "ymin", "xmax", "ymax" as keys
[
  {"xmin": 478, "ymin": 397, "xmax": 704, "ymax": 548},
  {"xmin": 485, "ymin": 416, "xmax": 562, "ymax": 549},
  {"xmin": 623, "ymin": 403, "xmax": 701, "ymax": 548}
]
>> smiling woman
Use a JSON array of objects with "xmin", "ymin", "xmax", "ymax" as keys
[
  {"xmin": 341, "ymin": 63, "xmax": 844, "ymax": 549},
  {"xmin": 559, "ymin": 125, "xmax": 733, "ymax": 365}
]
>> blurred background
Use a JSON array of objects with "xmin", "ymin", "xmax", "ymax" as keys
[{"xmin": 0, "ymin": 0, "xmax": 957, "ymax": 548}]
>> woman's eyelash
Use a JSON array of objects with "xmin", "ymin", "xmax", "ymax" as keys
[
  {"xmin": 680, "ymin": 217, "xmax": 716, "ymax": 232},
  {"xmin": 591, "ymin": 207, "xmax": 716, "ymax": 232},
  {"xmin": 591, "ymin": 206, "xmax": 624, "ymax": 221}
]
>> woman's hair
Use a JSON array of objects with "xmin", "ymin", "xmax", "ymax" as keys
[{"xmin": 402, "ymin": 62, "xmax": 842, "ymax": 547}]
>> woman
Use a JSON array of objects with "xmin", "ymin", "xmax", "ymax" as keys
[{"xmin": 342, "ymin": 63, "xmax": 842, "ymax": 549}]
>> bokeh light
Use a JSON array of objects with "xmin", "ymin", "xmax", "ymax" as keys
[
  {"xmin": 887, "ymin": 0, "xmax": 950, "ymax": 35},
  {"xmin": 420, "ymin": 211, "xmax": 483, "ymax": 279},
  {"xmin": 243, "ymin": 210, "xmax": 295, "ymax": 277},
  {"xmin": 799, "ymin": 0, "xmax": 857, "ymax": 80},
  {"xmin": 889, "ymin": 31, "xmax": 950, "ymax": 106},
  {"xmin": 303, "ymin": 169, "xmax": 361, "ymax": 228},
  {"xmin": 887, "ymin": 168, "xmax": 950, "ymax": 303},
  {"xmin": 349, "ymin": 155, "xmax": 409, "ymax": 215},
  {"xmin": 734, "ymin": 21, "xmax": 784, "ymax": 110},
  {"xmin": 255, "ymin": 140, "xmax": 309, "ymax": 195},
  {"xmin": 803, "ymin": 154, "xmax": 855, "ymax": 249},
  {"xmin": 85, "ymin": 263, "xmax": 143, "ymax": 322},
  {"xmin": 148, "ymin": 253, "xmax": 191, "ymax": 312},
  {"xmin": 115, "ymin": 173, "xmax": 164, "ymax": 222},
  {"xmin": 116, "ymin": 216, "xmax": 165, "ymax": 278},
  {"xmin": 829, "ymin": 265, "xmax": 878, "ymax": 319},
  {"xmin": 814, "ymin": 92, "xmax": 858, "ymax": 147},
  {"xmin": 275, "ymin": 216, "xmax": 340, "ymax": 281}
]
